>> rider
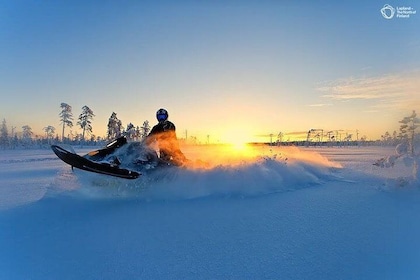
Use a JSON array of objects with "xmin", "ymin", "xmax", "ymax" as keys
[{"xmin": 146, "ymin": 108, "xmax": 187, "ymax": 166}]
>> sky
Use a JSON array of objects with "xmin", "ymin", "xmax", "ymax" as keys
[{"xmin": 0, "ymin": 0, "xmax": 419, "ymax": 143}]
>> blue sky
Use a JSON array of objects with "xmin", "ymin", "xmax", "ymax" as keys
[{"xmin": 1, "ymin": 0, "xmax": 419, "ymax": 142}]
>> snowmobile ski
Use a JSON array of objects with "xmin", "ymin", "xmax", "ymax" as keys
[{"xmin": 51, "ymin": 144, "xmax": 140, "ymax": 179}]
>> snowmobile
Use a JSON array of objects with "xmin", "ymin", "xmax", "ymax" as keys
[{"xmin": 51, "ymin": 136, "xmax": 175, "ymax": 179}]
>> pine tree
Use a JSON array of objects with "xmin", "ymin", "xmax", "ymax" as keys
[
  {"xmin": 107, "ymin": 112, "xmax": 122, "ymax": 139},
  {"xmin": 140, "ymin": 120, "xmax": 150, "ymax": 139},
  {"xmin": 399, "ymin": 110, "xmax": 420, "ymax": 156},
  {"xmin": 77, "ymin": 105, "xmax": 95, "ymax": 141},
  {"xmin": 125, "ymin": 122, "xmax": 136, "ymax": 140},
  {"xmin": 59, "ymin": 103, "xmax": 73, "ymax": 141},
  {"xmin": 43, "ymin": 126, "xmax": 56, "ymax": 143},
  {"xmin": 135, "ymin": 126, "xmax": 141, "ymax": 140},
  {"xmin": 375, "ymin": 110, "xmax": 420, "ymax": 182},
  {"xmin": 22, "ymin": 125, "xmax": 33, "ymax": 144},
  {"xmin": 0, "ymin": 118, "xmax": 9, "ymax": 147}
]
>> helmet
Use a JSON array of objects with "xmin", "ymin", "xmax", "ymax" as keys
[{"xmin": 156, "ymin": 108, "xmax": 168, "ymax": 122}]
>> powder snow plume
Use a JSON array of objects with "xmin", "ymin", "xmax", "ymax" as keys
[
  {"xmin": 68, "ymin": 145, "xmax": 342, "ymax": 201},
  {"xmin": 182, "ymin": 144, "xmax": 341, "ymax": 169}
]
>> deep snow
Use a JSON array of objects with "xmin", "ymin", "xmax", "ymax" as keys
[{"xmin": 1, "ymin": 145, "xmax": 419, "ymax": 280}]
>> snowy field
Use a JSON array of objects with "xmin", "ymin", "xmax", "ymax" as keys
[{"xmin": 1, "ymin": 145, "xmax": 420, "ymax": 280}]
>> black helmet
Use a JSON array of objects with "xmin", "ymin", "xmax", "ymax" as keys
[{"xmin": 156, "ymin": 108, "xmax": 168, "ymax": 122}]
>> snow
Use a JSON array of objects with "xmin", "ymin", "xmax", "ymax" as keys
[{"xmin": 1, "ymin": 145, "xmax": 420, "ymax": 280}]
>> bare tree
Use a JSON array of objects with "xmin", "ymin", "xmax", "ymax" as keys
[
  {"xmin": 306, "ymin": 129, "xmax": 324, "ymax": 144},
  {"xmin": 277, "ymin": 132, "xmax": 283, "ymax": 145}
]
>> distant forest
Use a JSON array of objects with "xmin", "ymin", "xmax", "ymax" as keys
[
  {"xmin": 0, "ymin": 106, "xmax": 419, "ymax": 149},
  {"xmin": 0, "ymin": 103, "xmax": 151, "ymax": 148}
]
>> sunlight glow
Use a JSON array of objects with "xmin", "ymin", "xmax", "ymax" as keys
[
  {"xmin": 231, "ymin": 141, "xmax": 248, "ymax": 151},
  {"xmin": 222, "ymin": 131, "xmax": 256, "ymax": 157},
  {"xmin": 224, "ymin": 142, "xmax": 256, "ymax": 159},
  {"xmin": 222, "ymin": 129, "xmax": 254, "ymax": 145}
]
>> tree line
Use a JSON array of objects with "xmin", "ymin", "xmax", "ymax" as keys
[
  {"xmin": 0, "ymin": 102, "xmax": 151, "ymax": 148},
  {"xmin": 1, "ymin": 107, "xmax": 418, "ymax": 149}
]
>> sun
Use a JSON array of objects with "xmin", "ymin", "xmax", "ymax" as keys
[
  {"xmin": 223, "ymin": 132, "xmax": 251, "ymax": 147},
  {"xmin": 222, "ymin": 131, "xmax": 255, "ymax": 155},
  {"xmin": 231, "ymin": 140, "xmax": 248, "ymax": 151}
]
